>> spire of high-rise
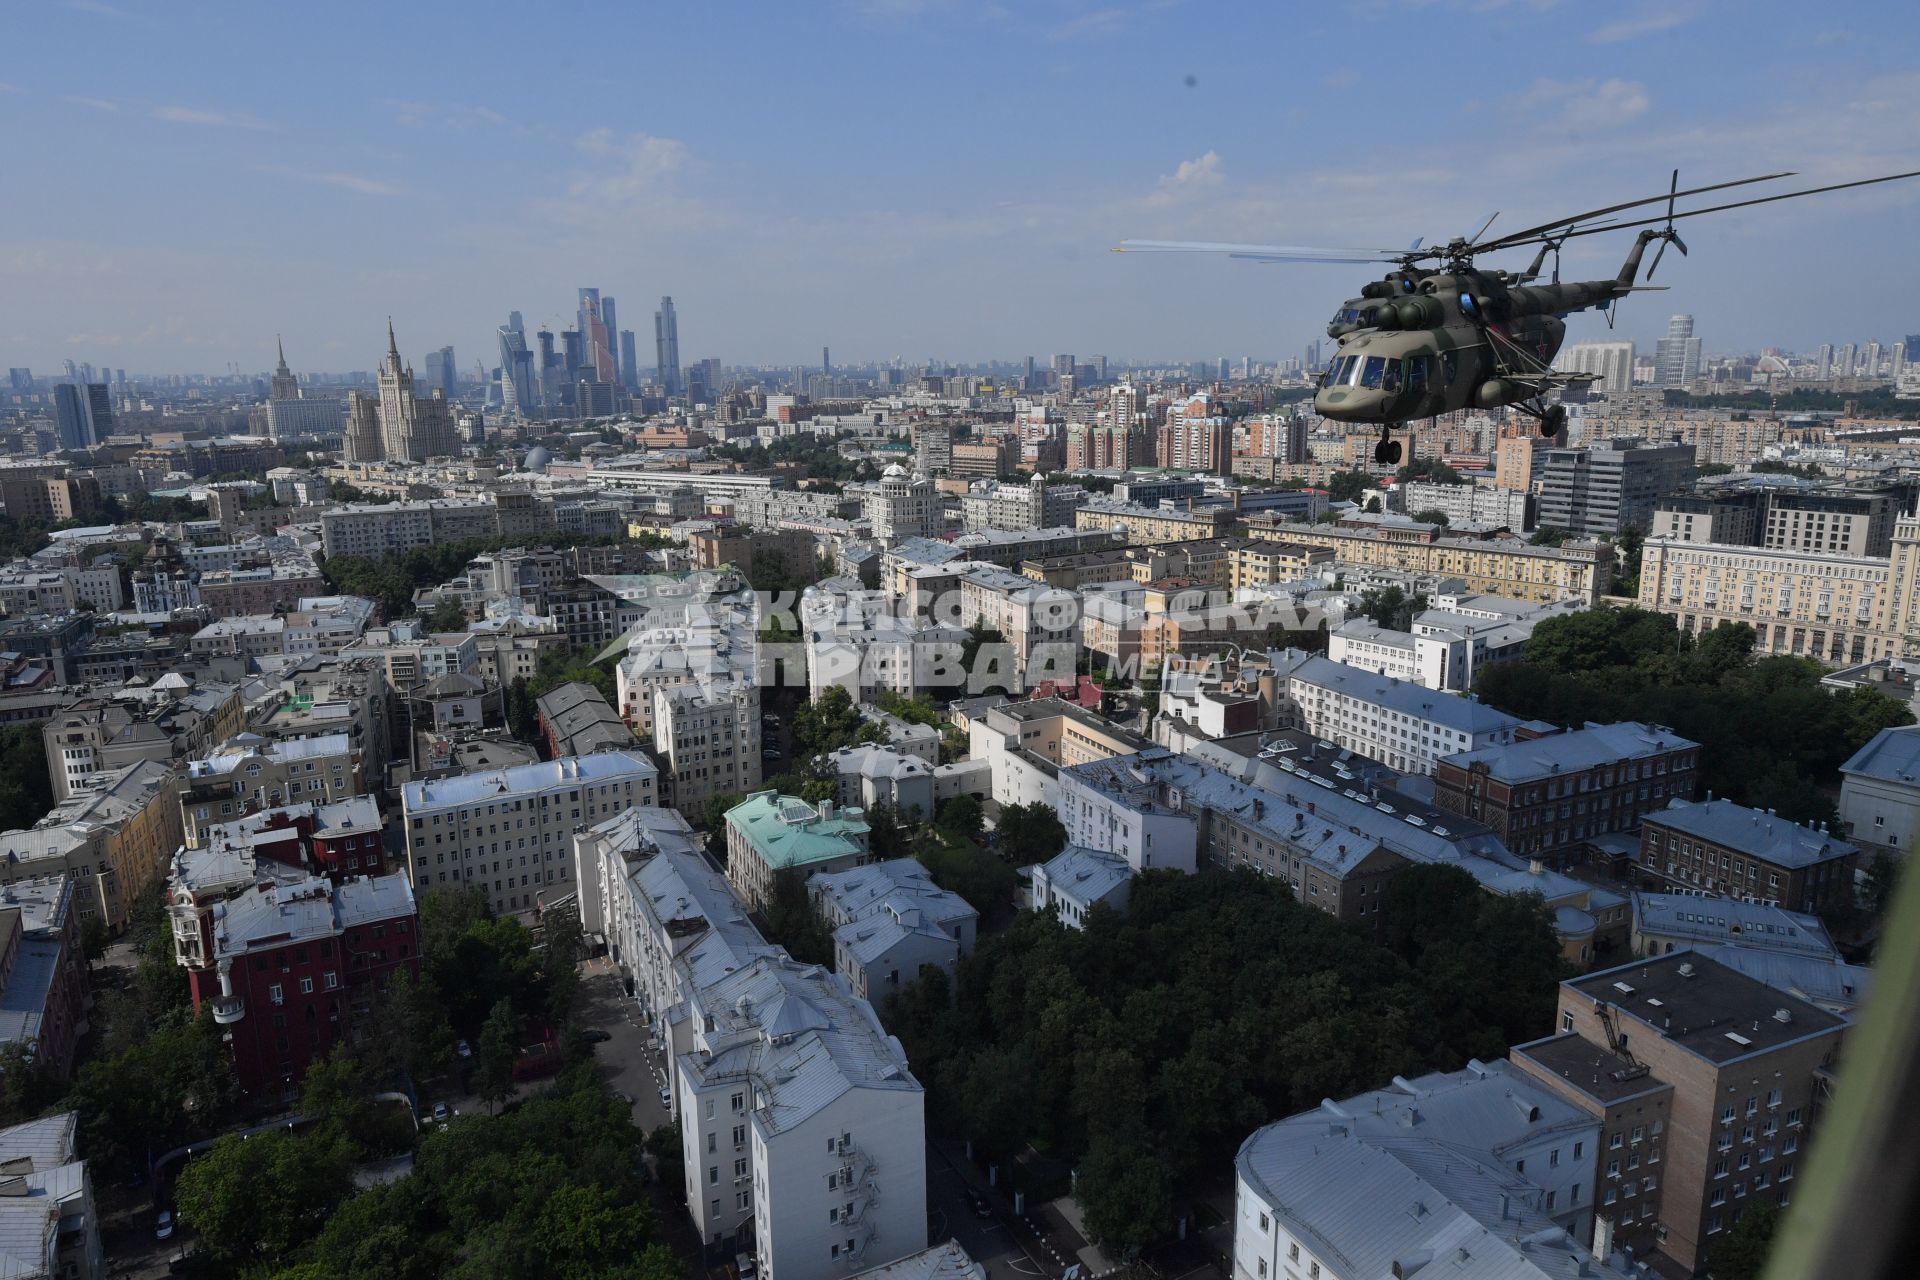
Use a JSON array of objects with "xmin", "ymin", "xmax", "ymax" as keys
[
  {"xmin": 270, "ymin": 335, "xmax": 300, "ymax": 401},
  {"xmin": 276, "ymin": 334, "xmax": 288, "ymax": 373},
  {"xmin": 386, "ymin": 317, "xmax": 400, "ymax": 370}
]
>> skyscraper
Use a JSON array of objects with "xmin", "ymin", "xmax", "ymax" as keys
[
  {"xmin": 271, "ymin": 336, "xmax": 299, "ymax": 400},
  {"xmin": 1835, "ymin": 342, "xmax": 1856, "ymax": 379},
  {"xmin": 6, "ymin": 369, "xmax": 30, "ymax": 393},
  {"xmin": 600, "ymin": 296, "xmax": 620, "ymax": 385},
  {"xmin": 1654, "ymin": 314, "xmax": 1702, "ymax": 389},
  {"xmin": 1905, "ymin": 335, "xmax": 1920, "ymax": 364},
  {"xmin": 619, "ymin": 330, "xmax": 639, "ymax": 391},
  {"xmin": 577, "ymin": 288, "xmax": 614, "ymax": 383},
  {"xmin": 374, "ymin": 321, "xmax": 457, "ymax": 462},
  {"xmin": 1555, "ymin": 340, "xmax": 1636, "ymax": 395},
  {"xmin": 1817, "ymin": 343, "xmax": 1833, "ymax": 380},
  {"xmin": 655, "ymin": 297, "xmax": 682, "ymax": 397},
  {"xmin": 83, "ymin": 383, "xmax": 114, "ymax": 440},
  {"xmin": 498, "ymin": 322, "xmax": 534, "ymax": 419},
  {"xmin": 265, "ymin": 338, "xmax": 345, "ymax": 440},
  {"xmin": 1865, "ymin": 340, "xmax": 1883, "ymax": 377},
  {"xmin": 424, "ymin": 345, "xmax": 457, "ymax": 399},
  {"xmin": 822, "ymin": 346, "xmax": 830, "ymax": 375},
  {"xmin": 536, "ymin": 328, "xmax": 559, "ymax": 407},
  {"xmin": 52, "ymin": 383, "xmax": 90, "ymax": 450}
]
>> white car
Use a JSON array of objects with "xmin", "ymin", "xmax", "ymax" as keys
[
  {"xmin": 155, "ymin": 1209, "xmax": 174, "ymax": 1240},
  {"xmin": 431, "ymin": 1102, "xmax": 450, "ymax": 1124}
]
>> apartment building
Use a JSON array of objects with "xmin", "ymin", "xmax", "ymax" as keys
[
  {"xmin": 1232, "ymin": 1062, "xmax": 1627, "ymax": 1280},
  {"xmin": 1580, "ymin": 411, "xmax": 1783, "ymax": 468},
  {"xmin": 1243, "ymin": 517, "xmax": 1613, "ymax": 606},
  {"xmin": 1400, "ymin": 478, "xmax": 1533, "ymax": 530},
  {"xmin": 1018, "ymin": 548, "xmax": 1133, "ymax": 590},
  {"xmin": 614, "ymin": 617, "xmax": 757, "ymax": 740},
  {"xmin": 1030, "ymin": 845, "xmax": 1134, "ymax": 927},
  {"xmin": 1073, "ymin": 500, "xmax": 1237, "ymax": 546},
  {"xmin": 400, "ymin": 752, "xmax": 659, "ymax": 916},
  {"xmin": 956, "ymin": 567, "xmax": 1078, "ymax": 686},
  {"xmin": 958, "ymin": 475, "xmax": 1083, "ymax": 531},
  {"xmin": 41, "ymin": 678, "xmax": 244, "ymax": 801},
  {"xmin": 808, "ymin": 858, "xmax": 976, "ymax": 1004},
  {"xmin": 1635, "ymin": 512, "xmax": 1920, "ymax": 665},
  {"xmin": 1054, "ymin": 749, "xmax": 1200, "ymax": 874},
  {"xmin": 0, "ymin": 876, "xmax": 90, "ymax": 1082},
  {"xmin": 1636, "ymin": 798, "xmax": 1859, "ymax": 914},
  {"xmin": 653, "ymin": 685, "xmax": 763, "ymax": 810},
  {"xmin": 0, "ymin": 761, "xmax": 183, "ymax": 930},
  {"xmin": 864, "ymin": 465, "xmax": 940, "ymax": 542},
  {"xmin": 1227, "ymin": 540, "xmax": 1335, "ymax": 592},
  {"xmin": 1432, "ymin": 722, "xmax": 1700, "ymax": 866},
  {"xmin": 968, "ymin": 696, "xmax": 1153, "ymax": 811},
  {"xmin": 1511, "ymin": 952, "xmax": 1846, "ymax": 1273},
  {"xmin": 724, "ymin": 793, "xmax": 871, "ymax": 914},
  {"xmin": 179, "ymin": 732, "xmax": 364, "ymax": 847},
  {"xmin": 0, "ymin": 1113, "xmax": 104, "ymax": 1280},
  {"xmin": 318, "ymin": 499, "xmax": 497, "ymax": 559}
]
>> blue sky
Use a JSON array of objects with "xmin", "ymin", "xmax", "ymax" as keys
[{"xmin": 4, "ymin": 0, "xmax": 1918, "ymax": 376}]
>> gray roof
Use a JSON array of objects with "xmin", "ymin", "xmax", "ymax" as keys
[
  {"xmin": 1285, "ymin": 653, "xmax": 1528, "ymax": 736},
  {"xmin": 1694, "ymin": 945, "xmax": 1871, "ymax": 1015},
  {"xmin": 809, "ymin": 859, "xmax": 975, "ymax": 935},
  {"xmin": 1237, "ymin": 1064, "xmax": 1633, "ymax": 1280},
  {"xmin": 0, "ymin": 1112, "xmax": 83, "ymax": 1280},
  {"xmin": 1632, "ymin": 892, "xmax": 1836, "ymax": 960},
  {"xmin": 1440, "ymin": 721, "xmax": 1698, "ymax": 783},
  {"xmin": 1839, "ymin": 724, "xmax": 1920, "ymax": 785},
  {"xmin": 1035, "ymin": 845, "xmax": 1133, "ymax": 907},
  {"xmin": 1564, "ymin": 950, "xmax": 1846, "ymax": 1065},
  {"xmin": 1643, "ymin": 797, "xmax": 1858, "ymax": 869},
  {"xmin": 851, "ymin": 1241, "xmax": 983, "ymax": 1280}
]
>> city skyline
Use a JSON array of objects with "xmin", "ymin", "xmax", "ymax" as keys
[{"xmin": 4, "ymin": 1, "xmax": 1919, "ymax": 373}]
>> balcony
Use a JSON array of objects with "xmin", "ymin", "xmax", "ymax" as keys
[{"xmin": 210, "ymin": 993, "xmax": 246, "ymax": 1025}]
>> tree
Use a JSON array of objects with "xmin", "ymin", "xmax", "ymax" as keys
[
  {"xmin": 1529, "ymin": 524, "xmax": 1570, "ymax": 547},
  {"xmin": 421, "ymin": 598, "xmax": 470, "ymax": 634},
  {"xmin": 1362, "ymin": 495, "xmax": 1383, "ymax": 513},
  {"xmin": 1706, "ymin": 1200, "xmax": 1780, "ymax": 1280},
  {"xmin": 360, "ymin": 966, "xmax": 458, "ymax": 1086},
  {"xmin": 79, "ymin": 914, "xmax": 110, "ymax": 966},
  {"xmin": 1076, "ymin": 1130, "xmax": 1176, "ymax": 1255},
  {"xmin": 763, "ymin": 870, "xmax": 833, "ymax": 966},
  {"xmin": 1357, "ymin": 586, "xmax": 1427, "ymax": 632},
  {"xmin": 0, "ymin": 726, "xmax": 51, "ymax": 833},
  {"xmin": 959, "ymin": 623, "xmax": 1015, "ymax": 697},
  {"xmin": 1325, "ymin": 470, "xmax": 1372, "ymax": 504},
  {"xmin": 937, "ymin": 795, "xmax": 984, "ymax": 844},
  {"xmin": 995, "ymin": 801, "xmax": 1068, "ymax": 864},
  {"xmin": 1410, "ymin": 508, "xmax": 1450, "ymax": 527},
  {"xmin": 1396, "ymin": 457, "xmax": 1464, "ymax": 485},
  {"xmin": 507, "ymin": 677, "xmax": 539, "ymax": 747},
  {"xmin": 476, "ymin": 998, "xmax": 521, "ymax": 1112},
  {"xmin": 174, "ymin": 1128, "xmax": 354, "ymax": 1261},
  {"xmin": 790, "ymin": 685, "xmax": 883, "ymax": 763},
  {"xmin": 1864, "ymin": 850, "xmax": 1901, "ymax": 914}
]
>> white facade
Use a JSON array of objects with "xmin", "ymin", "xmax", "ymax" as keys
[
  {"xmin": 1268, "ymin": 652, "xmax": 1526, "ymax": 775},
  {"xmin": 1053, "ymin": 751, "xmax": 1199, "ymax": 874},
  {"xmin": 1839, "ymin": 725, "xmax": 1920, "ymax": 856},
  {"xmin": 824, "ymin": 746, "xmax": 935, "ymax": 823},
  {"xmin": 654, "ymin": 684, "xmax": 763, "ymax": 810},
  {"xmin": 1030, "ymin": 845, "xmax": 1132, "ymax": 928},
  {"xmin": 863, "ymin": 465, "xmax": 940, "ymax": 542},
  {"xmin": 401, "ymin": 751, "xmax": 658, "ymax": 916},
  {"xmin": 805, "ymin": 620, "xmax": 969, "ymax": 705}
]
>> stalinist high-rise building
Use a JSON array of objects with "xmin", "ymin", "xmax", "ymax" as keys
[{"xmin": 343, "ymin": 322, "xmax": 458, "ymax": 463}]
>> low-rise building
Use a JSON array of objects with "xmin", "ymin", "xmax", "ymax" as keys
[
  {"xmin": 1837, "ymin": 724, "xmax": 1920, "ymax": 857},
  {"xmin": 41, "ymin": 678, "xmax": 243, "ymax": 802},
  {"xmin": 1267, "ymin": 650, "xmax": 1530, "ymax": 776},
  {"xmin": 401, "ymin": 752, "xmax": 659, "ymax": 916},
  {"xmin": 1244, "ymin": 516, "xmax": 1613, "ymax": 607},
  {"xmin": 1636, "ymin": 797, "xmax": 1859, "ymax": 914},
  {"xmin": 809, "ymin": 859, "xmax": 976, "ymax": 1003},
  {"xmin": 1233, "ymin": 1062, "xmax": 1629, "ymax": 1280},
  {"xmin": 534, "ymin": 681, "xmax": 636, "ymax": 758},
  {"xmin": 724, "ymin": 793, "xmax": 871, "ymax": 914},
  {"xmin": 0, "ymin": 1112, "xmax": 104, "ymax": 1280},
  {"xmin": 823, "ymin": 746, "xmax": 934, "ymax": 822},
  {"xmin": 179, "ymin": 732, "xmax": 364, "ymax": 847},
  {"xmin": 1029, "ymin": 845, "xmax": 1133, "ymax": 927},
  {"xmin": 0, "ymin": 877, "xmax": 89, "ymax": 1082}
]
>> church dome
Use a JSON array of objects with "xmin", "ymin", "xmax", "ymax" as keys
[{"xmin": 523, "ymin": 446, "xmax": 553, "ymax": 474}]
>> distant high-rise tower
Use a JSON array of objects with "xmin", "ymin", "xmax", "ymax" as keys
[
  {"xmin": 424, "ymin": 345, "xmax": 457, "ymax": 398},
  {"xmin": 508, "ymin": 310, "xmax": 523, "ymax": 334},
  {"xmin": 536, "ymin": 328, "xmax": 559, "ymax": 407},
  {"xmin": 1835, "ymin": 342, "xmax": 1857, "ymax": 379},
  {"xmin": 375, "ymin": 321, "xmax": 457, "ymax": 462},
  {"xmin": 1816, "ymin": 343, "xmax": 1833, "ymax": 380},
  {"xmin": 1555, "ymin": 341, "xmax": 1636, "ymax": 395},
  {"xmin": 1865, "ymin": 340, "xmax": 1883, "ymax": 377},
  {"xmin": 619, "ymin": 330, "xmax": 639, "ymax": 391},
  {"xmin": 655, "ymin": 297, "xmax": 682, "ymax": 397},
  {"xmin": 600, "ymin": 296, "xmax": 620, "ymax": 385},
  {"xmin": 577, "ymin": 288, "xmax": 614, "ymax": 383},
  {"xmin": 1654, "ymin": 314, "xmax": 1702, "ymax": 389},
  {"xmin": 1905, "ymin": 335, "xmax": 1920, "ymax": 364},
  {"xmin": 271, "ymin": 336, "xmax": 300, "ymax": 400},
  {"xmin": 6, "ymin": 369, "xmax": 30, "ymax": 393},
  {"xmin": 83, "ymin": 383, "xmax": 114, "ymax": 441},
  {"xmin": 823, "ymin": 346, "xmax": 831, "ymax": 376},
  {"xmin": 52, "ymin": 383, "xmax": 91, "ymax": 450},
  {"xmin": 498, "ymin": 321, "xmax": 534, "ymax": 419}
]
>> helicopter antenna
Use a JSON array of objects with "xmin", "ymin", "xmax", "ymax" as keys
[{"xmin": 1647, "ymin": 168, "xmax": 1687, "ymax": 280}]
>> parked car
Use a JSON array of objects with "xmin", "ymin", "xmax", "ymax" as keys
[
  {"xmin": 455, "ymin": 1039, "xmax": 472, "ymax": 1059},
  {"xmin": 431, "ymin": 1102, "xmax": 450, "ymax": 1124},
  {"xmin": 580, "ymin": 1027, "xmax": 612, "ymax": 1043},
  {"xmin": 155, "ymin": 1209, "xmax": 175, "ymax": 1240},
  {"xmin": 659, "ymin": 1086, "xmax": 673, "ymax": 1108}
]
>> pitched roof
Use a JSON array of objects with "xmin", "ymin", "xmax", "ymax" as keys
[
  {"xmin": 1643, "ymin": 798, "xmax": 1858, "ymax": 869},
  {"xmin": 1839, "ymin": 724, "xmax": 1920, "ymax": 785}
]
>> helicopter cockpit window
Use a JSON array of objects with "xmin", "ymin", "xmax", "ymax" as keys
[
  {"xmin": 1358, "ymin": 356, "xmax": 1391, "ymax": 389},
  {"xmin": 1324, "ymin": 355, "xmax": 1358, "ymax": 386},
  {"xmin": 1407, "ymin": 356, "xmax": 1430, "ymax": 393}
]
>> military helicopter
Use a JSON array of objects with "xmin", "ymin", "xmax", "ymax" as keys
[{"xmin": 1117, "ymin": 168, "xmax": 1920, "ymax": 464}]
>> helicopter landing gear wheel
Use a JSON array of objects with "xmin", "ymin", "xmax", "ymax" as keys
[
  {"xmin": 1373, "ymin": 428, "xmax": 1402, "ymax": 466},
  {"xmin": 1537, "ymin": 405, "xmax": 1567, "ymax": 439}
]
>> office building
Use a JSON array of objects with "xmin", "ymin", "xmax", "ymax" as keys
[
  {"xmin": 1245, "ymin": 516, "xmax": 1613, "ymax": 606},
  {"xmin": 1536, "ymin": 439, "xmax": 1696, "ymax": 539},
  {"xmin": 82, "ymin": 383, "xmax": 113, "ymax": 441},
  {"xmin": 51, "ymin": 384, "xmax": 90, "ymax": 451},
  {"xmin": 1433, "ymin": 721, "xmax": 1700, "ymax": 865},
  {"xmin": 401, "ymin": 752, "xmax": 659, "ymax": 916},
  {"xmin": 498, "ymin": 321, "xmax": 535, "ymax": 418},
  {"xmin": 1636, "ymin": 797, "xmax": 1859, "ymax": 913},
  {"xmin": 1511, "ymin": 952, "xmax": 1845, "ymax": 1273},
  {"xmin": 423, "ymin": 345, "xmax": 456, "ymax": 399},
  {"xmin": 655, "ymin": 296, "xmax": 683, "ymax": 397},
  {"xmin": 1654, "ymin": 315, "xmax": 1703, "ymax": 389},
  {"xmin": 600, "ymin": 296, "xmax": 619, "ymax": 383},
  {"xmin": 1270, "ymin": 651, "xmax": 1530, "ymax": 776},
  {"xmin": 620, "ymin": 329, "xmax": 640, "ymax": 391}
]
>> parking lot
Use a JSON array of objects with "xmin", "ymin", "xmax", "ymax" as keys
[{"xmin": 576, "ymin": 959, "xmax": 676, "ymax": 1133}]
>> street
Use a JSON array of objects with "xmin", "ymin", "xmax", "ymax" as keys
[
  {"xmin": 925, "ymin": 1143, "xmax": 1053, "ymax": 1280},
  {"xmin": 577, "ymin": 959, "xmax": 675, "ymax": 1133}
]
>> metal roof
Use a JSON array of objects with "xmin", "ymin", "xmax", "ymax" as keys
[
  {"xmin": 1643, "ymin": 798, "xmax": 1858, "ymax": 869},
  {"xmin": 1839, "ymin": 724, "xmax": 1920, "ymax": 785}
]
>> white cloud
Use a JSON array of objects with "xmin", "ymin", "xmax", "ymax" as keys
[
  {"xmin": 62, "ymin": 0, "xmax": 134, "ymax": 17},
  {"xmin": 63, "ymin": 95, "xmax": 118, "ymax": 112},
  {"xmin": 1050, "ymin": 7, "xmax": 1129, "ymax": 39},
  {"xmin": 571, "ymin": 129, "xmax": 691, "ymax": 201},
  {"xmin": 151, "ymin": 104, "xmax": 276, "ymax": 131},
  {"xmin": 382, "ymin": 98, "xmax": 516, "ymax": 132},
  {"xmin": 1508, "ymin": 77, "xmax": 1650, "ymax": 130},
  {"xmin": 1587, "ymin": 5, "xmax": 1694, "ymax": 43},
  {"xmin": 257, "ymin": 165, "xmax": 404, "ymax": 197},
  {"xmin": 1160, "ymin": 150, "xmax": 1224, "ymax": 189}
]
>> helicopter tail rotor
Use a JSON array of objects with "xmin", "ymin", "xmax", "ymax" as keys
[{"xmin": 1647, "ymin": 168, "xmax": 1692, "ymax": 280}]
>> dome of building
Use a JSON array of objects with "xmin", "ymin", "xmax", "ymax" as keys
[
  {"xmin": 882, "ymin": 463, "xmax": 908, "ymax": 480},
  {"xmin": 523, "ymin": 445, "xmax": 553, "ymax": 473}
]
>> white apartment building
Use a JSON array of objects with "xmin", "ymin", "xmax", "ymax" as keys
[
  {"xmin": 319, "ymin": 499, "xmax": 495, "ymax": 559},
  {"xmin": 804, "ymin": 617, "xmax": 970, "ymax": 704},
  {"xmin": 863, "ymin": 465, "xmax": 940, "ymax": 542},
  {"xmin": 1265, "ymin": 651, "xmax": 1527, "ymax": 775},
  {"xmin": 653, "ymin": 684, "xmax": 763, "ymax": 810},
  {"xmin": 615, "ymin": 619, "xmax": 757, "ymax": 740},
  {"xmin": 1399, "ymin": 479, "xmax": 1532, "ymax": 530},
  {"xmin": 1554, "ymin": 339, "xmax": 1636, "ymax": 396},
  {"xmin": 401, "ymin": 751, "xmax": 659, "ymax": 916},
  {"xmin": 677, "ymin": 956, "xmax": 926, "ymax": 1280},
  {"xmin": 1053, "ymin": 749, "xmax": 1199, "ymax": 874},
  {"xmin": 808, "ymin": 858, "xmax": 976, "ymax": 1004},
  {"xmin": 958, "ymin": 475, "xmax": 1083, "ymax": 531},
  {"xmin": 1233, "ymin": 1063, "xmax": 1627, "ymax": 1280}
]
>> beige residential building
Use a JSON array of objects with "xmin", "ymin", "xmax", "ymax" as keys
[
  {"xmin": 178, "ymin": 733, "xmax": 364, "ymax": 847},
  {"xmin": 1245, "ymin": 517, "xmax": 1612, "ymax": 606},
  {"xmin": 1074, "ymin": 501, "xmax": 1237, "ymax": 546},
  {"xmin": 1581, "ymin": 412, "xmax": 1785, "ymax": 468},
  {"xmin": 1228, "ymin": 540, "xmax": 1336, "ymax": 592},
  {"xmin": 0, "ymin": 760, "xmax": 183, "ymax": 930},
  {"xmin": 1637, "ymin": 513, "xmax": 1920, "ymax": 664}
]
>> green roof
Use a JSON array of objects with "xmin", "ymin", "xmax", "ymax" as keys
[{"xmin": 725, "ymin": 792, "xmax": 869, "ymax": 870}]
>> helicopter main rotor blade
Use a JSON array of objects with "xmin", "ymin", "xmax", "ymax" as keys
[
  {"xmin": 1473, "ymin": 170, "xmax": 1796, "ymax": 252},
  {"xmin": 1114, "ymin": 238, "xmax": 1405, "ymax": 260},
  {"xmin": 1520, "ymin": 168, "xmax": 1920, "ymax": 247}
]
